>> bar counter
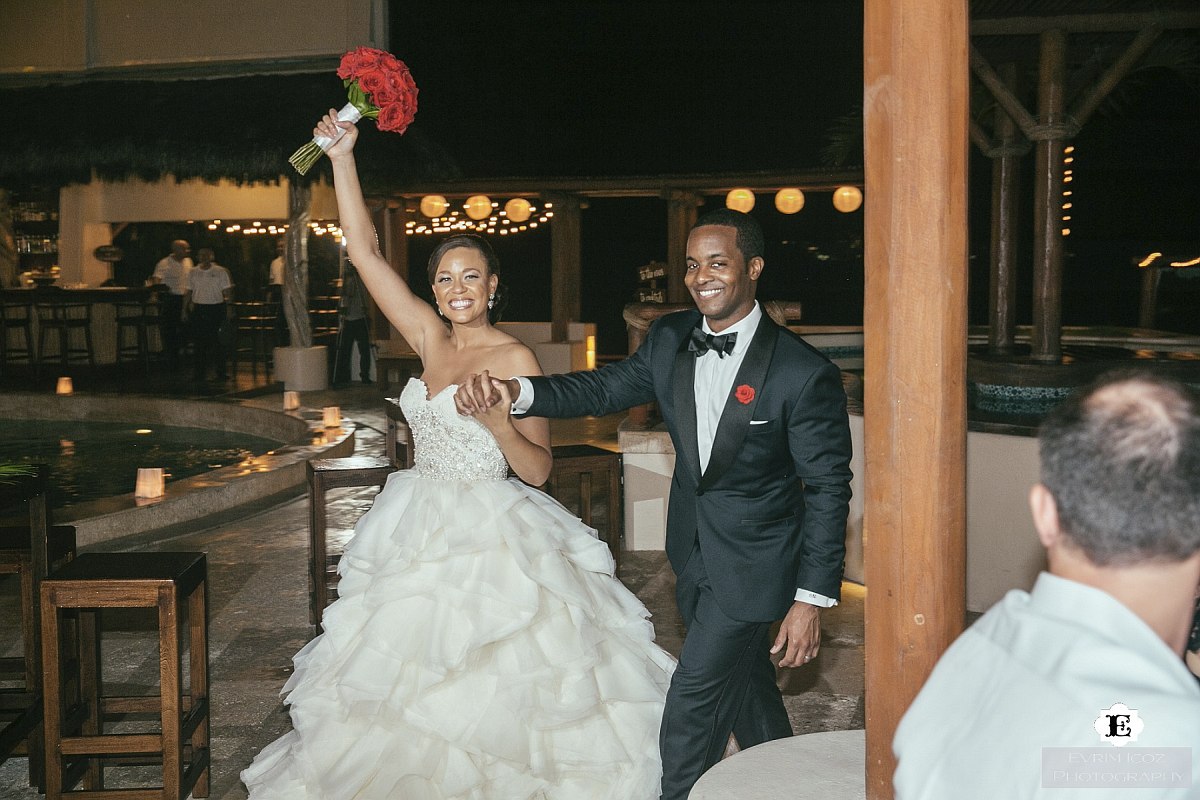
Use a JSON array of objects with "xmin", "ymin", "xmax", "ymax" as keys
[{"xmin": 1, "ymin": 286, "xmax": 157, "ymax": 366}]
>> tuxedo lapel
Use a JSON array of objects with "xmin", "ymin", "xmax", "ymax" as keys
[
  {"xmin": 671, "ymin": 341, "xmax": 703, "ymax": 486},
  {"xmin": 698, "ymin": 319, "xmax": 779, "ymax": 493}
]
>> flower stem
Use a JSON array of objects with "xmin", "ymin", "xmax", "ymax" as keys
[{"xmin": 288, "ymin": 142, "xmax": 325, "ymax": 175}]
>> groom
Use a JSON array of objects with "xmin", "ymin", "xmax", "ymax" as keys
[{"xmin": 456, "ymin": 209, "xmax": 853, "ymax": 799}]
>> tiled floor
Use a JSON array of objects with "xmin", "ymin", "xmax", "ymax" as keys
[{"xmin": 0, "ymin": 375, "xmax": 864, "ymax": 799}]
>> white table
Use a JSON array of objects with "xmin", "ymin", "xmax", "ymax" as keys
[{"xmin": 689, "ymin": 729, "xmax": 866, "ymax": 800}]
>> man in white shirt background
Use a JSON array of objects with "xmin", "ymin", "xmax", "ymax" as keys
[
  {"xmin": 150, "ymin": 238, "xmax": 192, "ymax": 369},
  {"xmin": 183, "ymin": 247, "xmax": 234, "ymax": 383},
  {"xmin": 893, "ymin": 371, "xmax": 1200, "ymax": 798}
]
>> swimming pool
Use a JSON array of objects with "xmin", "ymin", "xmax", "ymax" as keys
[{"xmin": 1, "ymin": 419, "xmax": 283, "ymax": 509}]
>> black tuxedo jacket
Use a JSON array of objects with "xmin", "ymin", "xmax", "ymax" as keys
[{"xmin": 525, "ymin": 309, "xmax": 853, "ymax": 622}]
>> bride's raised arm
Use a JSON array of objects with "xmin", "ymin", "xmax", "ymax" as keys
[{"xmin": 318, "ymin": 110, "xmax": 443, "ymax": 359}]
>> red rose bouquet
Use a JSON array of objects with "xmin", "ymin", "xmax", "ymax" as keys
[{"xmin": 288, "ymin": 46, "xmax": 419, "ymax": 175}]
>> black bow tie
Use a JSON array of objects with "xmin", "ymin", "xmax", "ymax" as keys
[{"xmin": 689, "ymin": 327, "xmax": 737, "ymax": 358}]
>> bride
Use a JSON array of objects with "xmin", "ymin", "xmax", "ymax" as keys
[{"xmin": 240, "ymin": 111, "xmax": 674, "ymax": 799}]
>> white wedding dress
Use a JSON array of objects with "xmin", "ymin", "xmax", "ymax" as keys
[{"xmin": 242, "ymin": 377, "xmax": 675, "ymax": 800}]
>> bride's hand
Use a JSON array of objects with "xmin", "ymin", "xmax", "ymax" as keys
[
  {"xmin": 470, "ymin": 374, "xmax": 514, "ymax": 433},
  {"xmin": 314, "ymin": 109, "xmax": 359, "ymax": 159},
  {"xmin": 455, "ymin": 372, "xmax": 499, "ymax": 416}
]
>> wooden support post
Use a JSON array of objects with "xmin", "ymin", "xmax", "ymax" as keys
[
  {"xmin": 378, "ymin": 201, "xmax": 412, "ymax": 343},
  {"xmin": 863, "ymin": 0, "xmax": 968, "ymax": 796},
  {"xmin": 988, "ymin": 63, "xmax": 1022, "ymax": 355},
  {"xmin": 665, "ymin": 190, "xmax": 702, "ymax": 304},
  {"xmin": 547, "ymin": 193, "xmax": 583, "ymax": 343},
  {"xmin": 284, "ymin": 179, "xmax": 313, "ymax": 349},
  {"xmin": 1031, "ymin": 29, "xmax": 1069, "ymax": 363},
  {"xmin": 1138, "ymin": 266, "xmax": 1161, "ymax": 329}
]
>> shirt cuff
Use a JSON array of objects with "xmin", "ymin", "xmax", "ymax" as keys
[
  {"xmin": 511, "ymin": 376, "xmax": 535, "ymax": 415},
  {"xmin": 794, "ymin": 589, "xmax": 839, "ymax": 608}
]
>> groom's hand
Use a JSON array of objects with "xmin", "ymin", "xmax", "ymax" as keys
[
  {"xmin": 772, "ymin": 601, "xmax": 821, "ymax": 668},
  {"xmin": 454, "ymin": 372, "xmax": 498, "ymax": 415}
]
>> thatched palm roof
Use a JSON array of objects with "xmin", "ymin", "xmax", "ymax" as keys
[{"xmin": 0, "ymin": 72, "xmax": 461, "ymax": 190}]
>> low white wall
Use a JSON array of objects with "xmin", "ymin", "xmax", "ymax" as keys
[
  {"xmin": 620, "ymin": 413, "xmax": 1042, "ymax": 613},
  {"xmin": 496, "ymin": 321, "xmax": 597, "ymax": 374}
]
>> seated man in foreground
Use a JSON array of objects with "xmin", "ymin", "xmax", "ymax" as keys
[{"xmin": 894, "ymin": 370, "xmax": 1200, "ymax": 798}]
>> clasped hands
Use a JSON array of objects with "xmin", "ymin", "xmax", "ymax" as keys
[{"xmin": 454, "ymin": 372, "xmax": 519, "ymax": 430}]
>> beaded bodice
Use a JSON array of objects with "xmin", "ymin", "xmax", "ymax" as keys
[{"xmin": 398, "ymin": 377, "xmax": 510, "ymax": 481}]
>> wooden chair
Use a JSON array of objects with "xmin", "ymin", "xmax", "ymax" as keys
[
  {"xmin": 545, "ymin": 445, "xmax": 624, "ymax": 571},
  {"xmin": 384, "ymin": 397, "xmax": 416, "ymax": 470},
  {"xmin": 307, "ymin": 457, "xmax": 396, "ymax": 629},
  {"xmin": 40, "ymin": 552, "xmax": 210, "ymax": 800}
]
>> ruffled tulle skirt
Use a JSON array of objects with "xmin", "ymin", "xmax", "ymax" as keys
[{"xmin": 241, "ymin": 470, "xmax": 674, "ymax": 799}]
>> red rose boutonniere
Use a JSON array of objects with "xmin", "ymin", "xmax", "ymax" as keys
[
  {"xmin": 735, "ymin": 384, "xmax": 755, "ymax": 405},
  {"xmin": 288, "ymin": 46, "xmax": 419, "ymax": 175}
]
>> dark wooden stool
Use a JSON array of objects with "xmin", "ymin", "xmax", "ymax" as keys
[
  {"xmin": 114, "ymin": 300, "xmax": 160, "ymax": 374},
  {"xmin": 0, "ymin": 524, "xmax": 74, "ymax": 791},
  {"xmin": 0, "ymin": 301, "xmax": 36, "ymax": 376},
  {"xmin": 40, "ymin": 552, "xmax": 210, "ymax": 800},
  {"xmin": 230, "ymin": 301, "xmax": 277, "ymax": 380},
  {"xmin": 307, "ymin": 457, "xmax": 396, "ymax": 628},
  {"xmin": 545, "ymin": 445, "xmax": 624, "ymax": 571},
  {"xmin": 35, "ymin": 302, "xmax": 95, "ymax": 370},
  {"xmin": 0, "ymin": 466, "xmax": 50, "ymax": 787}
]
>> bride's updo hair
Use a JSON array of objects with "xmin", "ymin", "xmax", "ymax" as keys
[{"xmin": 426, "ymin": 234, "xmax": 508, "ymax": 323}]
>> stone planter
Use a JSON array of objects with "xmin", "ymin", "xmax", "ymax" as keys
[{"xmin": 274, "ymin": 345, "xmax": 328, "ymax": 391}]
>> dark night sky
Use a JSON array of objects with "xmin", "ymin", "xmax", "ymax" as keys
[
  {"xmin": 378, "ymin": 2, "xmax": 1199, "ymax": 352},
  {"xmin": 390, "ymin": 1, "xmax": 864, "ymax": 177},
  {"xmin": 388, "ymin": 1, "xmax": 866, "ymax": 353}
]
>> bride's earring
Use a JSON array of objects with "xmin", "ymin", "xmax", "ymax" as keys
[
  {"xmin": 437, "ymin": 304, "xmax": 444, "ymax": 317},
  {"xmin": 487, "ymin": 293, "xmax": 495, "ymax": 310}
]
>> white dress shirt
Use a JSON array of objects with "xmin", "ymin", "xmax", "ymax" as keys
[
  {"xmin": 894, "ymin": 572, "xmax": 1200, "ymax": 799},
  {"xmin": 694, "ymin": 303, "xmax": 761, "ymax": 473},
  {"xmin": 512, "ymin": 303, "xmax": 835, "ymax": 607},
  {"xmin": 153, "ymin": 255, "xmax": 192, "ymax": 295}
]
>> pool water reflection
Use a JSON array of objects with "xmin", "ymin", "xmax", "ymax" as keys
[{"xmin": 2, "ymin": 420, "xmax": 282, "ymax": 509}]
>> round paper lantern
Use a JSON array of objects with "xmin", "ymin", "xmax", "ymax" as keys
[
  {"xmin": 419, "ymin": 195, "xmax": 449, "ymax": 218},
  {"xmin": 832, "ymin": 186, "xmax": 863, "ymax": 213},
  {"xmin": 504, "ymin": 198, "xmax": 532, "ymax": 223},
  {"xmin": 465, "ymin": 195, "xmax": 493, "ymax": 221},
  {"xmin": 725, "ymin": 188, "xmax": 756, "ymax": 213},
  {"xmin": 774, "ymin": 188, "xmax": 805, "ymax": 214}
]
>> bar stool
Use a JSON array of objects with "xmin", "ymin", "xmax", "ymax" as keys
[
  {"xmin": 229, "ymin": 302, "xmax": 276, "ymax": 380},
  {"xmin": 40, "ymin": 552, "xmax": 210, "ymax": 800},
  {"xmin": 0, "ymin": 300, "xmax": 36, "ymax": 376},
  {"xmin": 114, "ymin": 299, "xmax": 159, "ymax": 374},
  {"xmin": 545, "ymin": 445, "xmax": 624, "ymax": 571},
  {"xmin": 0, "ymin": 524, "xmax": 74, "ymax": 791},
  {"xmin": 35, "ymin": 302, "xmax": 95, "ymax": 370},
  {"xmin": 0, "ymin": 465, "xmax": 50, "ymax": 788}
]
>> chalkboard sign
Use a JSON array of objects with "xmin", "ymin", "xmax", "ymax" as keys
[{"xmin": 93, "ymin": 245, "xmax": 124, "ymax": 263}]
